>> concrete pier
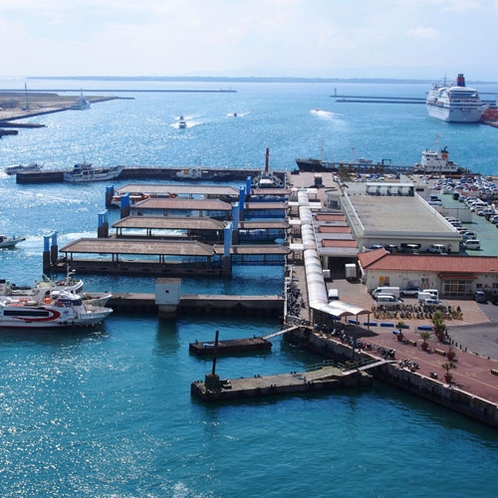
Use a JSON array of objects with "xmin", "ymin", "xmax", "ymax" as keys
[{"xmin": 191, "ymin": 362, "xmax": 373, "ymax": 402}]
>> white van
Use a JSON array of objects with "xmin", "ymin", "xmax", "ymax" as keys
[
  {"xmin": 464, "ymin": 239, "xmax": 481, "ymax": 250},
  {"xmin": 328, "ymin": 289, "xmax": 340, "ymax": 301},
  {"xmin": 375, "ymin": 294, "xmax": 404, "ymax": 307},
  {"xmin": 371, "ymin": 286, "xmax": 400, "ymax": 298},
  {"xmin": 418, "ymin": 290, "xmax": 438, "ymax": 302}
]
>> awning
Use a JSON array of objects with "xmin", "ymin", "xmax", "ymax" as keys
[{"xmin": 438, "ymin": 273, "xmax": 477, "ymax": 280}]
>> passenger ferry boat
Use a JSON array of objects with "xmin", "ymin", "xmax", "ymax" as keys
[
  {"xmin": 0, "ymin": 289, "xmax": 113, "ymax": 329},
  {"xmin": 426, "ymin": 74, "xmax": 483, "ymax": 123}
]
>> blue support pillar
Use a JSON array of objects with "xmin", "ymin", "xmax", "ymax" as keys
[
  {"xmin": 231, "ymin": 203, "xmax": 240, "ymax": 244},
  {"xmin": 246, "ymin": 176, "xmax": 252, "ymax": 196},
  {"xmin": 239, "ymin": 186, "xmax": 245, "ymax": 221},
  {"xmin": 223, "ymin": 223, "xmax": 233, "ymax": 275},
  {"xmin": 98, "ymin": 210, "xmax": 109, "ymax": 238}
]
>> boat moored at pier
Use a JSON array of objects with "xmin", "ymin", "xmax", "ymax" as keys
[
  {"xmin": 0, "ymin": 289, "xmax": 113, "ymax": 329},
  {"xmin": 5, "ymin": 162, "xmax": 43, "ymax": 175},
  {"xmin": 426, "ymin": 73, "xmax": 483, "ymax": 123},
  {"xmin": 64, "ymin": 162, "xmax": 124, "ymax": 182}
]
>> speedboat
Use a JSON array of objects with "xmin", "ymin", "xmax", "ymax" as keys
[
  {"xmin": 64, "ymin": 162, "xmax": 124, "ymax": 182},
  {"xmin": 178, "ymin": 116, "xmax": 187, "ymax": 129},
  {"xmin": 5, "ymin": 162, "xmax": 43, "ymax": 175},
  {"xmin": 0, "ymin": 289, "xmax": 113, "ymax": 329},
  {"xmin": 0, "ymin": 235, "xmax": 25, "ymax": 248}
]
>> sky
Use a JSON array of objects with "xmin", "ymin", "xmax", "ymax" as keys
[{"xmin": 1, "ymin": 0, "xmax": 497, "ymax": 80}]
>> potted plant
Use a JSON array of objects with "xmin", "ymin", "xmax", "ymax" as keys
[
  {"xmin": 446, "ymin": 347, "xmax": 457, "ymax": 362},
  {"xmin": 395, "ymin": 321, "xmax": 407, "ymax": 342},
  {"xmin": 419, "ymin": 330, "xmax": 432, "ymax": 351},
  {"xmin": 431, "ymin": 310, "xmax": 447, "ymax": 342},
  {"xmin": 442, "ymin": 361, "xmax": 456, "ymax": 384}
]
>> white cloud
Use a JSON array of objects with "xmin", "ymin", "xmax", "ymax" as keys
[
  {"xmin": 407, "ymin": 26, "xmax": 440, "ymax": 40},
  {"xmin": 0, "ymin": 0, "xmax": 497, "ymax": 79}
]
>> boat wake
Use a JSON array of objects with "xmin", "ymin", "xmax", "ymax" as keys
[{"xmin": 311, "ymin": 108, "xmax": 336, "ymax": 119}]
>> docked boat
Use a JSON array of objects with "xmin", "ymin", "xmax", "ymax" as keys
[
  {"xmin": 178, "ymin": 115, "xmax": 187, "ymax": 129},
  {"xmin": 426, "ymin": 74, "xmax": 483, "ymax": 123},
  {"xmin": 414, "ymin": 142, "xmax": 463, "ymax": 175},
  {"xmin": 71, "ymin": 90, "xmax": 91, "ymax": 110},
  {"xmin": 175, "ymin": 168, "xmax": 205, "ymax": 179},
  {"xmin": 0, "ymin": 289, "xmax": 113, "ymax": 329},
  {"xmin": 0, "ymin": 276, "xmax": 111, "ymax": 308},
  {"xmin": 5, "ymin": 162, "xmax": 43, "ymax": 175},
  {"xmin": 295, "ymin": 157, "xmax": 338, "ymax": 173},
  {"xmin": 64, "ymin": 162, "xmax": 124, "ymax": 182},
  {"xmin": 0, "ymin": 235, "xmax": 25, "ymax": 248}
]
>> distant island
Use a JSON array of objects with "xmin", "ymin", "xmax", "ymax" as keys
[{"xmin": 27, "ymin": 75, "xmax": 498, "ymax": 85}]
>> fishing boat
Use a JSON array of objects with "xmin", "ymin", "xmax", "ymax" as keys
[
  {"xmin": 64, "ymin": 162, "xmax": 124, "ymax": 183},
  {"xmin": 0, "ymin": 235, "xmax": 25, "ymax": 248},
  {"xmin": 5, "ymin": 162, "xmax": 43, "ymax": 175},
  {"xmin": 71, "ymin": 90, "xmax": 91, "ymax": 110},
  {"xmin": 0, "ymin": 289, "xmax": 113, "ymax": 329},
  {"xmin": 426, "ymin": 74, "xmax": 483, "ymax": 123}
]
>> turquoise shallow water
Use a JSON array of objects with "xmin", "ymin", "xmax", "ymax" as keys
[{"xmin": 1, "ymin": 79, "xmax": 498, "ymax": 497}]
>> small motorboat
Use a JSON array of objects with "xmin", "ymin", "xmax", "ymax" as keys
[
  {"xmin": 178, "ymin": 116, "xmax": 187, "ymax": 129},
  {"xmin": 0, "ymin": 235, "xmax": 25, "ymax": 248}
]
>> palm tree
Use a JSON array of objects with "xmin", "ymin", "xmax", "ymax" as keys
[
  {"xmin": 431, "ymin": 310, "xmax": 447, "ymax": 342},
  {"xmin": 419, "ymin": 330, "xmax": 432, "ymax": 351},
  {"xmin": 442, "ymin": 361, "xmax": 456, "ymax": 383}
]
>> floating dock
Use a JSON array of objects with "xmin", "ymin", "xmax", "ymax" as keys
[
  {"xmin": 191, "ymin": 362, "xmax": 373, "ymax": 402},
  {"xmin": 189, "ymin": 336, "xmax": 272, "ymax": 356}
]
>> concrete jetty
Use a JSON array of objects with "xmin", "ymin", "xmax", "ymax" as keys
[{"xmin": 191, "ymin": 361, "xmax": 373, "ymax": 402}]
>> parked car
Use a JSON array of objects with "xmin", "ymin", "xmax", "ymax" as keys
[
  {"xmin": 462, "ymin": 231, "xmax": 477, "ymax": 240},
  {"xmin": 474, "ymin": 290, "xmax": 487, "ymax": 303},
  {"xmin": 399, "ymin": 286, "xmax": 422, "ymax": 297},
  {"xmin": 463, "ymin": 239, "xmax": 481, "ymax": 250},
  {"xmin": 422, "ymin": 298, "xmax": 444, "ymax": 306},
  {"xmin": 427, "ymin": 244, "xmax": 447, "ymax": 254}
]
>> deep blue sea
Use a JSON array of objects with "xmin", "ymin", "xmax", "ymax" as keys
[{"xmin": 1, "ymin": 78, "xmax": 498, "ymax": 497}]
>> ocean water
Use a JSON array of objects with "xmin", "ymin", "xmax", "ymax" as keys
[{"xmin": 1, "ymin": 79, "xmax": 498, "ymax": 497}]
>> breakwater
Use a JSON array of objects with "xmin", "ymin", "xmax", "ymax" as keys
[{"xmin": 16, "ymin": 166, "xmax": 272, "ymax": 184}]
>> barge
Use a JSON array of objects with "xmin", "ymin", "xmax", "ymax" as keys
[{"xmin": 189, "ymin": 336, "xmax": 272, "ymax": 356}]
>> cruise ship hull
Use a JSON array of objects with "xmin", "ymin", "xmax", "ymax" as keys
[{"xmin": 426, "ymin": 103, "xmax": 482, "ymax": 123}]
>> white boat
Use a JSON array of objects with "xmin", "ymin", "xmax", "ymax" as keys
[
  {"xmin": 0, "ymin": 275, "xmax": 111, "ymax": 308},
  {"xmin": 0, "ymin": 289, "xmax": 112, "ymax": 329},
  {"xmin": 71, "ymin": 90, "xmax": 91, "ymax": 110},
  {"xmin": 178, "ymin": 116, "xmax": 187, "ymax": 129},
  {"xmin": 5, "ymin": 162, "xmax": 43, "ymax": 175},
  {"xmin": 64, "ymin": 162, "xmax": 124, "ymax": 183},
  {"xmin": 176, "ymin": 168, "xmax": 204, "ymax": 179},
  {"xmin": 0, "ymin": 235, "xmax": 25, "ymax": 248},
  {"xmin": 426, "ymin": 74, "xmax": 483, "ymax": 123},
  {"xmin": 414, "ymin": 137, "xmax": 462, "ymax": 175}
]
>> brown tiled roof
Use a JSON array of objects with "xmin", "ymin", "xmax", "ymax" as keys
[
  {"xmin": 317, "ymin": 226, "xmax": 352, "ymax": 233},
  {"xmin": 321, "ymin": 240, "xmax": 358, "ymax": 248},
  {"xmin": 359, "ymin": 253, "xmax": 498, "ymax": 274},
  {"xmin": 315, "ymin": 213, "xmax": 346, "ymax": 222},
  {"xmin": 357, "ymin": 248, "xmax": 388, "ymax": 267}
]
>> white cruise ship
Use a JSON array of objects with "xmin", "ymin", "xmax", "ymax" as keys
[{"xmin": 426, "ymin": 74, "xmax": 483, "ymax": 123}]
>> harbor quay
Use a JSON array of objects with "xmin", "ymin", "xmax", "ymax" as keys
[{"xmin": 31, "ymin": 165, "xmax": 498, "ymax": 425}]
